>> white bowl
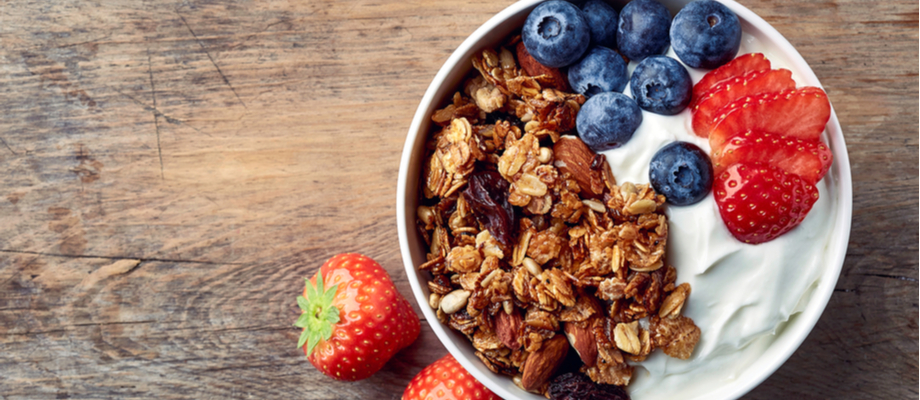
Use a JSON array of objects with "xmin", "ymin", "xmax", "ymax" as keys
[{"xmin": 396, "ymin": 1, "xmax": 852, "ymax": 399}]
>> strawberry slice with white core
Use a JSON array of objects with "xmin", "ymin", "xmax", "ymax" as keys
[
  {"xmin": 709, "ymin": 87, "xmax": 832, "ymax": 153},
  {"xmin": 692, "ymin": 53, "xmax": 771, "ymax": 101},
  {"xmin": 691, "ymin": 68, "xmax": 797, "ymax": 137},
  {"xmin": 713, "ymin": 162, "xmax": 819, "ymax": 244},
  {"xmin": 712, "ymin": 130, "xmax": 833, "ymax": 184}
]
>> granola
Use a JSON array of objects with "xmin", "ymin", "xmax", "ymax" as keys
[{"xmin": 415, "ymin": 38, "xmax": 700, "ymax": 395}]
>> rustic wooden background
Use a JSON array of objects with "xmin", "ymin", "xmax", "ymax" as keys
[{"xmin": 0, "ymin": 0, "xmax": 916, "ymax": 398}]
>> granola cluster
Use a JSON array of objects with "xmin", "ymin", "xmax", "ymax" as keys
[{"xmin": 415, "ymin": 38, "xmax": 700, "ymax": 395}]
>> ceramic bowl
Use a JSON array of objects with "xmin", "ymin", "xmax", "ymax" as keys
[{"xmin": 396, "ymin": 1, "xmax": 852, "ymax": 398}]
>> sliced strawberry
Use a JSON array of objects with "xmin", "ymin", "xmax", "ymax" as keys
[
  {"xmin": 709, "ymin": 87, "xmax": 832, "ymax": 153},
  {"xmin": 713, "ymin": 162, "xmax": 819, "ymax": 244},
  {"xmin": 690, "ymin": 69, "xmax": 796, "ymax": 137},
  {"xmin": 712, "ymin": 130, "xmax": 833, "ymax": 184},
  {"xmin": 692, "ymin": 53, "xmax": 771, "ymax": 101}
]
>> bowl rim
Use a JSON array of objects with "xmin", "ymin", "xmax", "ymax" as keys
[{"xmin": 396, "ymin": 1, "xmax": 853, "ymax": 398}]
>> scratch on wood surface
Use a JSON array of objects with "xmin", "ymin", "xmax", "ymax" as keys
[
  {"xmin": 1, "ymin": 320, "xmax": 158, "ymax": 336},
  {"xmin": 860, "ymin": 273, "xmax": 919, "ymax": 282},
  {"xmin": 77, "ymin": 259, "xmax": 142, "ymax": 290},
  {"xmin": 162, "ymin": 325, "xmax": 291, "ymax": 334},
  {"xmin": 146, "ymin": 47, "xmax": 165, "ymax": 180},
  {"xmin": 177, "ymin": 12, "xmax": 247, "ymax": 109},
  {"xmin": 0, "ymin": 249, "xmax": 243, "ymax": 265},
  {"xmin": 0, "ymin": 136, "xmax": 16, "ymax": 155},
  {"xmin": 56, "ymin": 36, "xmax": 112, "ymax": 49},
  {"xmin": 112, "ymin": 87, "xmax": 205, "ymax": 135}
]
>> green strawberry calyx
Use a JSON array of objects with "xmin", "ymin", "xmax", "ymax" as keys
[{"xmin": 294, "ymin": 272, "xmax": 340, "ymax": 357}]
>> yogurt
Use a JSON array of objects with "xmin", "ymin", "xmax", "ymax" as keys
[{"xmin": 603, "ymin": 34, "xmax": 840, "ymax": 399}]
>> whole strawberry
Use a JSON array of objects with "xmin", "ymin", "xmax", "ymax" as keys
[
  {"xmin": 713, "ymin": 162, "xmax": 819, "ymax": 244},
  {"xmin": 295, "ymin": 253, "xmax": 420, "ymax": 381},
  {"xmin": 403, "ymin": 354, "xmax": 501, "ymax": 400}
]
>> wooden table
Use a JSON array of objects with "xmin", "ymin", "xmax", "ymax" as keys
[{"xmin": 1, "ymin": 0, "xmax": 916, "ymax": 398}]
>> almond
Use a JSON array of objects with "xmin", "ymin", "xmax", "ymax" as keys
[
  {"xmin": 439, "ymin": 289, "xmax": 470, "ymax": 314},
  {"xmin": 515, "ymin": 41, "xmax": 570, "ymax": 92},
  {"xmin": 553, "ymin": 135, "xmax": 605, "ymax": 198},
  {"xmin": 521, "ymin": 334, "xmax": 569, "ymax": 391},
  {"xmin": 494, "ymin": 308, "xmax": 523, "ymax": 349},
  {"xmin": 564, "ymin": 321, "xmax": 598, "ymax": 367}
]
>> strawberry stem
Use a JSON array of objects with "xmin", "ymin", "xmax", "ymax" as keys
[{"xmin": 294, "ymin": 272, "xmax": 340, "ymax": 356}]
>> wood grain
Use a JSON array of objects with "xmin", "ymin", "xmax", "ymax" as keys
[{"xmin": 0, "ymin": 0, "xmax": 916, "ymax": 398}]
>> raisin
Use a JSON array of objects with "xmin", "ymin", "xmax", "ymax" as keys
[
  {"xmin": 590, "ymin": 154, "xmax": 606, "ymax": 170},
  {"xmin": 548, "ymin": 372, "xmax": 630, "ymax": 400},
  {"xmin": 462, "ymin": 170, "xmax": 517, "ymax": 247},
  {"xmin": 484, "ymin": 113, "xmax": 523, "ymax": 132}
]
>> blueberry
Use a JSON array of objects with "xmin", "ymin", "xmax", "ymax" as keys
[
  {"xmin": 581, "ymin": 0, "xmax": 618, "ymax": 48},
  {"xmin": 523, "ymin": 1, "xmax": 591, "ymax": 68},
  {"xmin": 576, "ymin": 92, "xmax": 642, "ymax": 152},
  {"xmin": 630, "ymin": 56, "xmax": 692, "ymax": 115},
  {"xmin": 568, "ymin": 46, "xmax": 628, "ymax": 97},
  {"xmin": 670, "ymin": 0, "xmax": 742, "ymax": 69},
  {"xmin": 616, "ymin": 0, "xmax": 671, "ymax": 61},
  {"xmin": 649, "ymin": 142, "xmax": 713, "ymax": 206}
]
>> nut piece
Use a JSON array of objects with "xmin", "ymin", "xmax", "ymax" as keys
[
  {"xmin": 512, "ymin": 374, "xmax": 542, "ymax": 394},
  {"xmin": 563, "ymin": 321, "xmax": 598, "ymax": 367},
  {"xmin": 581, "ymin": 199, "xmax": 606, "ymax": 213},
  {"xmin": 440, "ymin": 289, "xmax": 471, "ymax": 314},
  {"xmin": 417, "ymin": 206, "xmax": 436, "ymax": 228},
  {"xmin": 495, "ymin": 309, "xmax": 523, "ymax": 349},
  {"xmin": 480, "ymin": 269, "xmax": 501, "ymax": 288},
  {"xmin": 553, "ymin": 136, "xmax": 605, "ymax": 198},
  {"xmin": 521, "ymin": 334, "xmax": 569, "ymax": 391},
  {"xmin": 621, "ymin": 182, "xmax": 638, "ymax": 196},
  {"xmin": 515, "ymin": 41, "xmax": 570, "ymax": 92},
  {"xmin": 428, "ymin": 293, "xmax": 442, "ymax": 310},
  {"xmin": 523, "ymin": 257, "xmax": 543, "ymax": 278},
  {"xmin": 625, "ymin": 199, "xmax": 657, "ymax": 215},
  {"xmin": 537, "ymin": 147, "xmax": 553, "ymax": 163}
]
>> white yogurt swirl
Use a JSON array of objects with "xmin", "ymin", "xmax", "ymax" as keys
[{"xmin": 602, "ymin": 34, "xmax": 840, "ymax": 399}]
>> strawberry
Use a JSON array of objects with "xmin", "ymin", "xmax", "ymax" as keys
[
  {"xmin": 713, "ymin": 162, "xmax": 819, "ymax": 244},
  {"xmin": 692, "ymin": 53, "xmax": 771, "ymax": 101},
  {"xmin": 708, "ymin": 87, "xmax": 832, "ymax": 153},
  {"xmin": 690, "ymin": 68, "xmax": 796, "ymax": 137},
  {"xmin": 711, "ymin": 130, "xmax": 833, "ymax": 184},
  {"xmin": 402, "ymin": 354, "xmax": 501, "ymax": 400},
  {"xmin": 295, "ymin": 253, "xmax": 420, "ymax": 381}
]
